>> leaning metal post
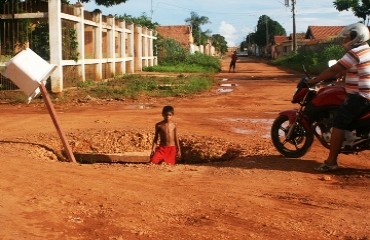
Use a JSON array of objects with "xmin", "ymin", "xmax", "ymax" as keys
[{"xmin": 39, "ymin": 83, "xmax": 76, "ymax": 163}]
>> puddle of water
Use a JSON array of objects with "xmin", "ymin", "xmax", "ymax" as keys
[
  {"xmin": 223, "ymin": 117, "xmax": 246, "ymax": 122},
  {"xmin": 231, "ymin": 127, "xmax": 255, "ymax": 135},
  {"xmin": 220, "ymin": 83, "xmax": 238, "ymax": 87},
  {"xmin": 261, "ymin": 134, "xmax": 271, "ymax": 139},
  {"xmin": 218, "ymin": 117, "xmax": 274, "ymax": 124},
  {"xmin": 210, "ymin": 118, "xmax": 273, "ymax": 137},
  {"xmin": 264, "ymin": 111, "xmax": 280, "ymax": 115},
  {"xmin": 231, "ymin": 127, "xmax": 271, "ymax": 138},
  {"xmin": 247, "ymin": 118, "xmax": 274, "ymax": 124},
  {"xmin": 124, "ymin": 104, "xmax": 152, "ymax": 110},
  {"xmin": 217, "ymin": 88, "xmax": 233, "ymax": 93}
]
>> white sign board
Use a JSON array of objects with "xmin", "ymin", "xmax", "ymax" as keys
[{"xmin": 2, "ymin": 48, "xmax": 56, "ymax": 103}]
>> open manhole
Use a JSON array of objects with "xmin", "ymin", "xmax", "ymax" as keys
[
  {"xmin": 74, "ymin": 151, "xmax": 151, "ymax": 164},
  {"xmin": 60, "ymin": 129, "xmax": 243, "ymax": 164}
]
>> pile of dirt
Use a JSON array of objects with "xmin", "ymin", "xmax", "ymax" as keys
[
  {"xmin": 26, "ymin": 128, "xmax": 244, "ymax": 163},
  {"xmin": 68, "ymin": 129, "xmax": 153, "ymax": 154},
  {"xmin": 179, "ymin": 135, "xmax": 242, "ymax": 163}
]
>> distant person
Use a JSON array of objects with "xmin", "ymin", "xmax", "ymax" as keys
[
  {"xmin": 150, "ymin": 106, "xmax": 181, "ymax": 164},
  {"xmin": 229, "ymin": 51, "xmax": 238, "ymax": 73}
]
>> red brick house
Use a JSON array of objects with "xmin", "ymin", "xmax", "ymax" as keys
[
  {"xmin": 156, "ymin": 25, "xmax": 194, "ymax": 50},
  {"xmin": 271, "ymin": 33, "xmax": 306, "ymax": 58},
  {"xmin": 272, "ymin": 26, "xmax": 345, "ymax": 59},
  {"xmin": 156, "ymin": 25, "xmax": 217, "ymax": 56}
]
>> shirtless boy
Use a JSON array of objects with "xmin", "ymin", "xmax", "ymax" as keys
[{"xmin": 150, "ymin": 106, "xmax": 181, "ymax": 164}]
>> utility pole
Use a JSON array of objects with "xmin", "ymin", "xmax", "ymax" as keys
[
  {"xmin": 150, "ymin": 0, "xmax": 153, "ymax": 19},
  {"xmin": 285, "ymin": 0, "xmax": 297, "ymax": 53},
  {"xmin": 265, "ymin": 15, "xmax": 269, "ymax": 57},
  {"xmin": 292, "ymin": 0, "xmax": 297, "ymax": 53}
]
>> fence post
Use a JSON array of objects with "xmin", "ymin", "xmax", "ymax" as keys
[
  {"xmin": 75, "ymin": 4, "xmax": 85, "ymax": 82},
  {"xmin": 94, "ymin": 11, "xmax": 103, "ymax": 80},
  {"xmin": 134, "ymin": 25, "xmax": 142, "ymax": 71},
  {"xmin": 128, "ymin": 23, "xmax": 135, "ymax": 73},
  {"xmin": 143, "ymin": 27, "xmax": 148, "ymax": 68},
  {"xmin": 149, "ymin": 29, "xmax": 154, "ymax": 66},
  {"xmin": 107, "ymin": 15, "xmax": 115, "ymax": 77},
  {"xmin": 120, "ymin": 20, "xmax": 126, "ymax": 74},
  {"xmin": 48, "ymin": 0, "xmax": 63, "ymax": 93}
]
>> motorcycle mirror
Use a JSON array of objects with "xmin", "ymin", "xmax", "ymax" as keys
[
  {"xmin": 302, "ymin": 64, "xmax": 310, "ymax": 78},
  {"xmin": 328, "ymin": 60, "xmax": 337, "ymax": 67}
]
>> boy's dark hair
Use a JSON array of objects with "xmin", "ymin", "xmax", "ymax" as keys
[{"xmin": 162, "ymin": 105, "xmax": 174, "ymax": 114}]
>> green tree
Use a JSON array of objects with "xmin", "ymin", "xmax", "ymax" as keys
[
  {"xmin": 211, "ymin": 34, "xmax": 228, "ymax": 55},
  {"xmin": 241, "ymin": 33, "xmax": 256, "ymax": 51},
  {"xmin": 254, "ymin": 15, "xmax": 286, "ymax": 47},
  {"xmin": 115, "ymin": 13, "xmax": 159, "ymax": 30},
  {"xmin": 185, "ymin": 11, "xmax": 211, "ymax": 45},
  {"xmin": 0, "ymin": 0, "xmax": 127, "ymax": 7},
  {"xmin": 333, "ymin": 0, "xmax": 370, "ymax": 23},
  {"xmin": 79, "ymin": 0, "xmax": 129, "ymax": 7}
]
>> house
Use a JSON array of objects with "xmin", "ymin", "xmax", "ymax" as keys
[
  {"xmin": 271, "ymin": 33, "xmax": 306, "ymax": 59},
  {"xmin": 156, "ymin": 25, "xmax": 216, "ymax": 56},
  {"xmin": 305, "ymin": 26, "xmax": 344, "ymax": 43},
  {"xmin": 156, "ymin": 25, "xmax": 194, "ymax": 50},
  {"xmin": 272, "ymin": 26, "xmax": 345, "ymax": 59}
]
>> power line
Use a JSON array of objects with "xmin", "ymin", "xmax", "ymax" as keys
[{"xmin": 155, "ymin": 1, "xmax": 276, "ymax": 16}]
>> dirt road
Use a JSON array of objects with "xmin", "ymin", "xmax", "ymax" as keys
[{"xmin": 0, "ymin": 56, "xmax": 369, "ymax": 240}]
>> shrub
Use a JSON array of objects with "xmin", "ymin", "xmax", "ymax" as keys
[
  {"xmin": 185, "ymin": 52, "xmax": 221, "ymax": 72},
  {"xmin": 154, "ymin": 36, "xmax": 221, "ymax": 73},
  {"xmin": 272, "ymin": 43, "xmax": 345, "ymax": 75},
  {"xmin": 75, "ymin": 74, "xmax": 214, "ymax": 99},
  {"xmin": 156, "ymin": 37, "xmax": 186, "ymax": 65}
]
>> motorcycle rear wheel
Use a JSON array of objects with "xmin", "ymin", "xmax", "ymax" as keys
[{"xmin": 271, "ymin": 115, "xmax": 314, "ymax": 158}]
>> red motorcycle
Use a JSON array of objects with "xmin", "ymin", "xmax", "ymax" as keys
[{"xmin": 271, "ymin": 70, "xmax": 370, "ymax": 158}]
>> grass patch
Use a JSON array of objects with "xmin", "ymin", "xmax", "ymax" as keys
[
  {"xmin": 70, "ymin": 74, "xmax": 215, "ymax": 100},
  {"xmin": 0, "ymin": 55, "xmax": 12, "ymax": 62},
  {"xmin": 143, "ymin": 64, "xmax": 219, "ymax": 73}
]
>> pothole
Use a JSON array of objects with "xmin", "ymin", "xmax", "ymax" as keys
[
  {"xmin": 74, "ymin": 151, "xmax": 151, "ymax": 164},
  {"xmin": 61, "ymin": 129, "xmax": 243, "ymax": 164}
]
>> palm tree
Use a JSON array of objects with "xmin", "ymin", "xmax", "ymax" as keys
[{"xmin": 185, "ymin": 11, "xmax": 211, "ymax": 45}]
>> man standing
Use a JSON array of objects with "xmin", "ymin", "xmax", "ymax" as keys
[{"xmin": 228, "ymin": 51, "xmax": 238, "ymax": 73}]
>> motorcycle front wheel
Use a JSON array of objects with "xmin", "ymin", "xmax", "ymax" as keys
[{"xmin": 271, "ymin": 115, "xmax": 314, "ymax": 158}]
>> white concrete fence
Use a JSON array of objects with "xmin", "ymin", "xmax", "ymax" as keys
[{"xmin": 0, "ymin": 0, "xmax": 157, "ymax": 93}]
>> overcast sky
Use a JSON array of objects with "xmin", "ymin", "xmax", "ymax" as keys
[{"xmin": 71, "ymin": 0, "xmax": 363, "ymax": 47}]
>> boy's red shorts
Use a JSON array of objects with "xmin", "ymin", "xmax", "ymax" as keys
[{"xmin": 150, "ymin": 146, "xmax": 176, "ymax": 164}]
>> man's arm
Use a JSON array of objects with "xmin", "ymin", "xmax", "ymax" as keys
[{"xmin": 309, "ymin": 62, "xmax": 347, "ymax": 85}]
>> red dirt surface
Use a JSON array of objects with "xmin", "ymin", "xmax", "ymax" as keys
[{"xmin": 0, "ymin": 55, "xmax": 369, "ymax": 240}]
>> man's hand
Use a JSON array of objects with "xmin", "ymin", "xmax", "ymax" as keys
[{"xmin": 306, "ymin": 77, "xmax": 319, "ymax": 87}]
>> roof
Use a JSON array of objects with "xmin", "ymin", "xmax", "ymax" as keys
[
  {"xmin": 305, "ymin": 26, "xmax": 344, "ymax": 40},
  {"xmin": 273, "ymin": 33, "xmax": 306, "ymax": 45},
  {"xmin": 273, "ymin": 36, "xmax": 289, "ymax": 44},
  {"xmin": 290, "ymin": 33, "xmax": 306, "ymax": 40}
]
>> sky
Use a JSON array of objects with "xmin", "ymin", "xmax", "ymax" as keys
[{"xmin": 71, "ymin": 0, "xmax": 363, "ymax": 47}]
